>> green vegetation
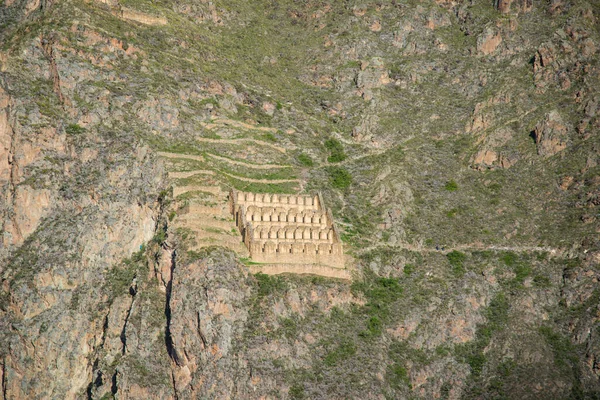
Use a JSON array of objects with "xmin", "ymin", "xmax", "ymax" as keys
[
  {"xmin": 353, "ymin": 274, "xmax": 403, "ymax": 338},
  {"xmin": 65, "ymin": 123, "xmax": 85, "ymax": 135},
  {"xmin": 533, "ymin": 274, "xmax": 551, "ymax": 287},
  {"xmin": 289, "ymin": 384, "xmax": 305, "ymax": 399},
  {"xmin": 539, "ymin": 326, "xmax": 579, "ymax": 370},
  {"xmin": 388, "ymin": 364, "xmax": 410, "ymax": 388},
  {"xmin": 386, "ymin": 341, "xmax": 428, "ymax": 390},
  {"xmin": 539, "ymin": 326, "xmax": 586, "ymax": 398},
  {"xmin": 403, "ymin": 264, "xmax": 416, "ymax": 276},
  {"xmin": 106, "ymin": 247, "xmax": 146, "ymax": 298},
  {"xmin": 446, "ymin": 250, "xmax": 466, "ymax": 276},
  {"xmin": 255, "ymin": 273, "xmax": 287, "ymax": 297},
  {"xmin": 151, "ymin": 227, "xmax": 167, "ymax": 245},
  {"xmin": 324, "ymin": 339, "xmax": 356, "ymax": 366},
  {"xmin": 499, "ymin": 252, "xmax": 533, "ymax": 287},
  {"xmin": 278, "ymin": 316, "xmax": 299, "ymax": 339},
  {"xmin": 457, "ymin": 292, "xmax": 511, "ymax": 397},
  {"xmin": 261, "ymin": 132, "xmax": 278, "ymax": 142},
  {"xmin": 328, "ymin": 166, "xmax": 352, "ymax": 189},
  {"xmin": 444, "ymin": 180, "xmax": 458, "ymax": 192},
  {"xmin": 297, "ymin": 153, "xmax": 314, "ymax": 167},
  {"xmin": 324, "ymin": 138, "xmax": 347, "ymax": 163}
]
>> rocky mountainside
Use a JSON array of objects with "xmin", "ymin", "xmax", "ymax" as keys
[{"xmin": 0, "ymin": 0, "xmax": 599, "ymax": 398}]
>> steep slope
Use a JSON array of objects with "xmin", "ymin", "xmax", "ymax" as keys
[{"xmin": 0, "ymin": 0, "xmax": 599, "ymax": 399}]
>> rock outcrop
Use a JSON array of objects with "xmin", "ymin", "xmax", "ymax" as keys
[{"xmin": 534, "ymin": 111, "xmax": 569, "ymax": 157}]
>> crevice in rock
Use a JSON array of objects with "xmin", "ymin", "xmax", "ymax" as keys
[
  {"xmin": 40, "ymin": 0, "xmax": 55, "ymax": 12},
  {"xmin": 100, "ymin": 312, "xmax": 109, "ymax": 347},
  {"xmin": 39, "ymin": 34, "xmax": 65, "ymax": 105},
  {"xmin": 165, "ymin": 249, "xmax": 180, "ymax": 365},
  {"xmin": 196, "ymin": 311, "xmax": 207, "ymax": 349},
  {"xmin": 110, "ymin": 370, "xmax": 118, "ymax": 397},
  {"xmin": 85, "ymin": 359, "xmax": 101, "ymax": 400},
  {"xmin": 170, "ymin": 369, "xmax": 179, "ymax": 400},
  {"xmin": 120, "ymin": 278, "xmax": 137, "ymax": 355},
  {"xmin": 86, "ymin": 311, "xmax": 110, "ymax": 400},
  {"xmin": 2, "ymin": 360, "xmax": 7, "ymax": 400},
  {"xmin": 1, "ymin": 81, "xmax": 21, "ymax": 243}
]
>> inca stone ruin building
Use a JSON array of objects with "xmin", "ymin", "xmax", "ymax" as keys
[{"xmin": 230, "ymin": 190, "xmax": 349, "ymax": 278}]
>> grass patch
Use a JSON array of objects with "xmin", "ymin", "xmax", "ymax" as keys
[
  {"xmin": 298, "ymin": 153, "xmax": 314, "ymax": 167},
  {"xmin": 444, "ymin": 180, "xmax": 458, "ymax": 192},
  {"xmin": 328, "ymin": 166, "xmax": 352, "ymax": 189},
  {"xmin": 447, "ymin": 250, "xmax": 466, "ymax": 276},
  {"xmin": 255, "ymin": 273, "xmax": 287, "ymax": 297},
  {"xmin": 352, "ymin": 273, "xmax": 403, "ymax": 338},
  {"xmin": 325, "ymin": 138, "xmax": 347, "ymax": 163},
  {"xmin": 261, "ymin": 132, "xmax": 278, "ymax": 142},
  {"xmin": 106, "ymin": 247, "xmax": 146, "ymax": 299},
  {"xmin": 324, "ymin": 338, "xmax": 356, "ymax": 366},
  {"xmin": 289, "ymin": 383, "xmax": 305, "ymax": 399},
  {"xmin": 65, "ymin": 123, "xmax": 85, "ymax": 135},
  {"xmin": 456, "ymin": 293, "xmax": 509, "ymax": 379}
]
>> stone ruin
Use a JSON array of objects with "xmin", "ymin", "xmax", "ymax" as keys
[{"xmin": 229, "ymin": 189, "xmax": 344, "ymax": 270}]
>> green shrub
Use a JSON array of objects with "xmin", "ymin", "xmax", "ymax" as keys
[
  {"xmin": 65, "ymin": 123, "xmax": 85, "ymax": 135},
  {"xmin": 261, "ymin": 133, "xmax": 277, "ymax": 142},
  {"xmin": 514, "ymin": 262, "xmax": 532, "ymax": 284},
  {"xmin": 446, "ymin": 208, "xmax": 458, "ymax": 218},
  {"xmin": 501, "ymin": 252, "xmax": 517, "ymax": 267},
  {"xmin": 539, "ymin": 326, "xmax": 579, "ymax": 369},
  {"xmin": 388, "ymin": 364, "xmax": 410, "ymax": 387},
  {"xmin": 404, "ymin": 264, "xmax": 416, "ymax": 276},
  {"xmin": 435, "ymin": 345, "xmax": 450, "ymax": 357},
  {"xmin": 324, "ymin": 339, "xmax": 356, "ymax": 366},
  {"xmin": 485, "ymin": 293, "xmax": 509, "ymax": 328},
  {"xmin": 364, "ymin": 316, "xmax": 382, "ymax": 336},
  {"xmin": 444, "ymin": 180, "xmax": 458, "ymax": 191},
  {"xmin": 440, "ymin": 382, "xmax": 452, "ymax": 399},
  {"xmin": 328, "ymin": 166, "xmax": 352, "ymax": 189},
  {"xmin": 355, "ymin": 276, "xmax": 403, "ymax": 337},
  {"xmin": 279, "ymin": 316, "xmax": 298, "ymax": 339},
  {"xmin": 39, "ymin": 322, "xmax": 48, "ymax": 334},
  {"xmin": 368, "ymin": 277, "xmax": 403, "ymax": 304},
  {"xmin": 289, "ymin": 384, "xmax": 305, "ymax": 399},
  {"xmin": 467, "ymin": 352, "xmax": 487, "ymax": 376},
  {"xmin": 533, "ymin": 274, "xmax": 551, "ymax": 287},
  {"xmin": 447, "ymin": 250, "xmax": 466, "ymax": 276},
  {"xmin": 255, "ymin": 273, "xmax": 286, "ymax": 297},
  {"xmin": 325, "ymin": 138, "xmax": 346, "ymax": 162},
  {"xmin": 298, "ymin": 153, "xmax": 314, "ymax": 167},
  {"xmin": 107, "ymin": 262, "xmax": 137, "ymax": 298},
  {"xmin": 152, "ymin": 229, "xmax": 167, "ymax": 245}
]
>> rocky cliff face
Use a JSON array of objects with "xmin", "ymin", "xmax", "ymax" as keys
[{"xmin": 1, "ymin": 0, "xmax": 599, "ymax": 399}]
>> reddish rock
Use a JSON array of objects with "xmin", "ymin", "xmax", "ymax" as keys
[{"xmin": 534, "ymin": 111, "xmax": 569, "ymax": 157}]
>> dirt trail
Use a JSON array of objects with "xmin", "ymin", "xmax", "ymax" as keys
[{"xmin": 359, "ymin": 242, "xmax": 564, "ymax": 256}]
